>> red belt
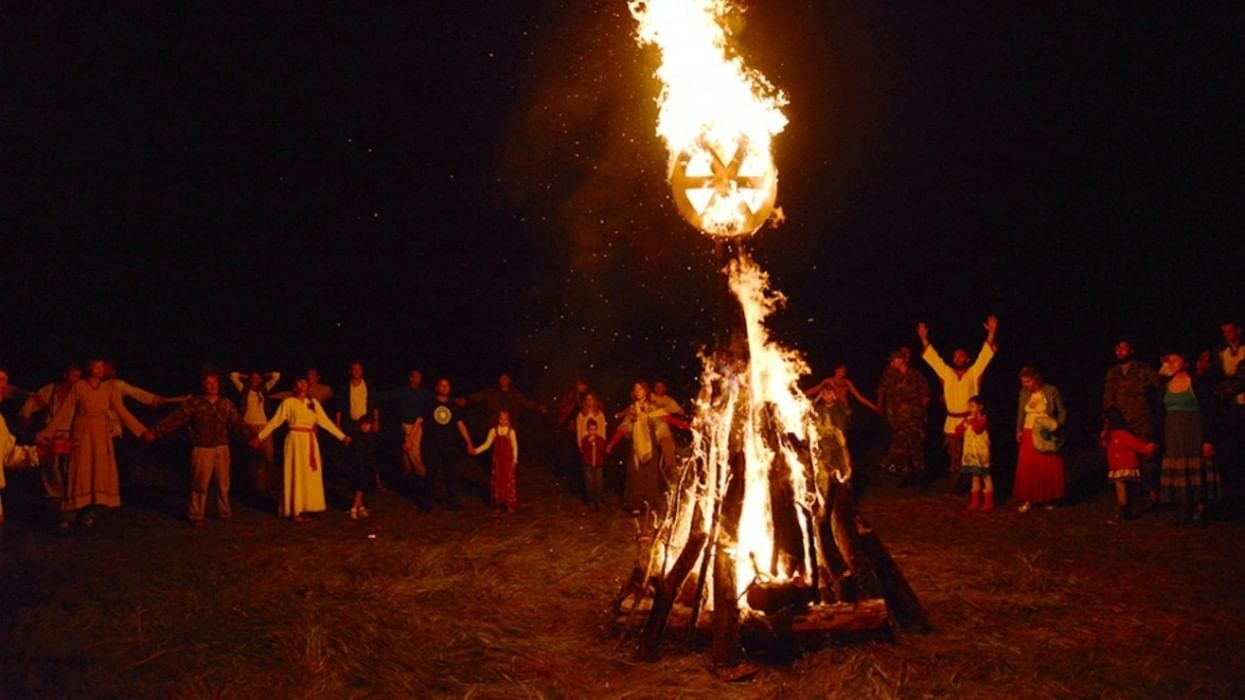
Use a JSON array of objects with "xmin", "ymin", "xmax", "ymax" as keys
[
  {"xmin": 947, "ymin": 411, "xmax": 970, "ymax": 418},
  {"xmin": 290, "ymin": 427, "xmax": 318, "ymax": 471}
]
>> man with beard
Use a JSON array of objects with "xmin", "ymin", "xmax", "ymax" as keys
[
  {"xmin": 1103, "ymin": 340, "xmax": 1161, "ymax": 504},
  {"xmin": 918, "ymin": 315, "xmax": 998, "ymax": 491}
]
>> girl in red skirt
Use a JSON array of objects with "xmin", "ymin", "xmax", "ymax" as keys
[
  {"xmin": 1101, "ymin": 407, "xmax": 1156, "ymax": 523},
  {"xmin": 473, "ymin": 410, "xmax": 519, "ymax": 513},
  {"xmin": 1013, "ymin": 367, "xmax": 1068, "ymax": 512}
]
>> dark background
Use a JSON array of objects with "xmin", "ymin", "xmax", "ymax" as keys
[{"xmin": 2, "ymin": 1, "xmax": 1240, "ymax": 433}]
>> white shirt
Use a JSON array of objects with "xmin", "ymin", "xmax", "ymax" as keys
[
  {"xmin": 349, "ymin": 381, "xmax": 368, "ymax": 421},
  {"xmin": 230, "ymin": 372, "xmax": 281, "ymax": 424},
  {"xmin": 922, "ymin": 342, "xmax": 995, "ymax": 434}
]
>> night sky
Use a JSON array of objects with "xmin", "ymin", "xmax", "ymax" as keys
[{"xmin": 3, "ymin": 1, "xmax": 1240, "ymax": 423}]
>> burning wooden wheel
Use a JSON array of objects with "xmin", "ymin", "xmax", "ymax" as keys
[{"xmin": 669, "ymin": 134, "xmax": 778, "ymax": 238}]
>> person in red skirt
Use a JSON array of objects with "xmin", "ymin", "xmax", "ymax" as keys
[
  {"xmin": 1101, "ymin": 406, "xmax": 1156, "ymax": 523},
  {"xmin": 473, "ymin": 409, "xmax": 519, "ymax": 513},
  {"xmin": 1013, "ymin": 366, "xmax": 1068, "ymax": 512}
]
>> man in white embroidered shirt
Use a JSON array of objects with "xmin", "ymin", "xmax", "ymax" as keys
[{"xmin": 918, "ymin": 315, "xmax": 999, "ymax": 492}]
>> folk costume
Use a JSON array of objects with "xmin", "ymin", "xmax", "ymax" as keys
[
  {"xmin": 38, "ymin": 380, "xmax": 150, "ymax": 516},
  {"xmin": 923, "ymin": 342, "xmax": 994, "ymax": 485},
  {"xmin": 1159, "ymin": 384, "xmax": 1221, "ymax": 506},
  {"xmin": 256, "ymin": 396, "xmax": 347, "ymax": 518}
]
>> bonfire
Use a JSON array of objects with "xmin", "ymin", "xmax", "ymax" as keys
[{"xmin": 615, "ymin": 0, "xmax": 927, "ymax": 670}]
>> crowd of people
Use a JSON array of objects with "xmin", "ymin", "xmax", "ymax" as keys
[{"xmin": 1, "ymin": 318, "xmax": 1242, "ymax": 532}]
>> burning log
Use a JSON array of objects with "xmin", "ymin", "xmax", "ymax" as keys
[
  {"xmin": 635, "ymin": 508, "xmax": 708, "ymax": 661},
  {"xmin": 710, "ymin": 451, "xmax": 746, "ymax": 668}
]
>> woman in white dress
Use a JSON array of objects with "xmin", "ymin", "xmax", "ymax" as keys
[{"xmin": 253, "ymin": 378, "xmax": 351, "ymax": 522}]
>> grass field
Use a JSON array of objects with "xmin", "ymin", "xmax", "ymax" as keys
[{"xmin": 2, "ymin": 452, "xmax": 1243, "ymax": 699}]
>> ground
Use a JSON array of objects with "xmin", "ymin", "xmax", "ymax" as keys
[{"xmin": 2, "ymin": 453, "xmax": 1243, "ymax": 699}]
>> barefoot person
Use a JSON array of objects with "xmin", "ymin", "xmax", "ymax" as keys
[{"xmin": 253, "ymin": 378, "xmax": 351, "ymax": 522}]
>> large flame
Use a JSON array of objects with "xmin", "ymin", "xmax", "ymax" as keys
[
  {"xmin": 629, "ymin": 0, "xmax": 787, "ymax": 237},
  {"xmin": 631, "ymin": 0, "xmax": 831, "ymax": 609}
]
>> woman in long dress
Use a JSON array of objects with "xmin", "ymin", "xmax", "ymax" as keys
[
  {"xmin": 253, "ymin": 378, "xmax": 351, "ymax": 522},
  {"xmin": 37, "ymin": 359, "xmax": 154, "ymax": 531},
  {"xmin": 1012, "ymin": 366, "xmax": 1067, "ymax": 512},
  {"xmin": 1158, "ymin": 352, "xmax": 1220, "ymax": 525},
  {"xmin": 608, "ymin": 381, "xmax": 668, "ymax": 514}
]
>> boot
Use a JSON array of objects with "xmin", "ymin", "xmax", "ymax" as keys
[
  {"xmin": 980, "ymin": 491, "xmax": 995, "ymax": 512},
  {"xmin": 967, "ymin": 490, "xmax": 981, "ymax": 510}
]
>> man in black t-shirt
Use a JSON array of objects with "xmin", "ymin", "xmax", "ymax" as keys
[{"xmin": 407, "ymin": 378, "xmax": 474, "ymax": 509}]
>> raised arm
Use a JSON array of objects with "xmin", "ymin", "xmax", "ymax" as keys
[
  {"xmin": 983, "ymin": 314, "xmax": 998, "ymax": 350},
  {"xmin": 228, "ymin": 372, "xmax": 246, "ymax": 393},
  {"xmin": 920, "ymin": 341, "xmax": 954, "ymax": 381},
  {"xmin": 969, "ymin": 341, "xmax": 995, "ymax": 379},
  {"xmin": 263, "ymin": 372, "xmax": 281, "ymax": 392}
]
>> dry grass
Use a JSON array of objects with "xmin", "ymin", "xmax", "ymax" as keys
[{"xmin": 2, "ymin": 458, "xmax": 1243, "ymax": 699}]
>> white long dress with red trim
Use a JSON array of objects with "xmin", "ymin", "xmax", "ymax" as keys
[{"xmin": 256, "ymin": 397, "xmax": 346, "ymax": 517}]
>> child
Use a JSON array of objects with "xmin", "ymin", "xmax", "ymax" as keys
[
  {"xmin": 1101, "ymin": 407, "xmax": 1156, "ymax": 524},
  {"xmin": 580, "ymin": 418, "xmax": 608, "ymax": 510},
  {"xmin": 473, "ymin": 410, "xmax": 519, "ymax": 513},
  {"xmin": 959, "ymin": 396, "xmax": 993, "ymax": 511},
  {"xmin": 347, "ymin": 415, "xmax": 380, "ymax": 519}
]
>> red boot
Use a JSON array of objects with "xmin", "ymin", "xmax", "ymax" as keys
[
  {"xmin": 981, "ymin": 491, "xmax": 995, "ymax": 512},
  {"xmin": 967, "ymin": 490, "xmax": 981, "ymax": 510}
]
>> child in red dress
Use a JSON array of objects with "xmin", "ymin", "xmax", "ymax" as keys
[
  {"xmin": 1101, "ymin": 407, "xmax": 1156, "ymax": 524},
  {"xmin": 473, "ymin": 410, "xmax": 519, "ymax": 513}
]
